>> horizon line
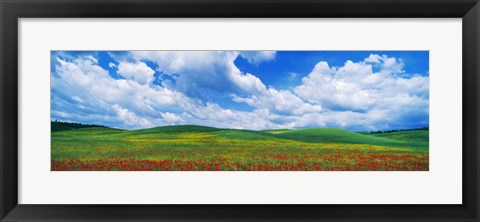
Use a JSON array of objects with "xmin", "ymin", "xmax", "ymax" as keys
[{"xmin": 51, "ymin": 120, "xmax": 429, "ymax": 132}]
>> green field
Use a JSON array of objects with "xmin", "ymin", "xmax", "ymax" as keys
[{"xmin": 51, "ymin": 123, "xmax": 429, "ymax": 171}]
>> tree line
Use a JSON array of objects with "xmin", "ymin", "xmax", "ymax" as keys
[
  {"xmin": 361, "ymin": 127, "xmax": 429, "ymax": 134},
  {"xmin": 51, "ymin": 120, "xmax": 106, "ymax": 132}
]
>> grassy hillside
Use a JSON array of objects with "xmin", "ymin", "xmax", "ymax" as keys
[
  {"xmin": 51, "ymin": 123, "xmax": 428, "ymax": 150},
  {"xmin": 363, "ymin": 129, "xmax": 429, "ymax": 142},
  {"xmin": 51, "ymin": 124, "xmax": 429, "ymax": 171},
  {"xmin": 135, "ymin": 125, "xmax": 222, "ymax": 134},
  {"xmin": 261, "ymin": 129, "xmax": 293, "ymax": 134},
  {"xmin": 52, "ymin": 127, "xmax": 126, "ymax": 137},
  {"xmin": 214, "ymin": 129, "xmax": 280, "ymax": 140},
  {"xmin": 265, "ymin": 128, "xmax": 428, "ymax": 150}
]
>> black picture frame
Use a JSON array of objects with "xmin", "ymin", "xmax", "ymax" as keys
[{"xmin": 1, "ymin": 0, "xmax": 479, "ymax": 221}]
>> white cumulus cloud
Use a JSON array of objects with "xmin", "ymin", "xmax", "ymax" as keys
[
  {"xmin": 238, "ymin": 51, "xmax": 276, "ymax": 65},
  {"xmin": 292, "ymin": 54, "xmax": 428, "ymax": 130},
  {"xmin": 132, "ymin": 51, "xmax": 268, "ymax": 99},
  {"xmin": 117, "ymin": 61, "xmax": 155, "ymax": 85},
  {"xmin": 51, "ymin": 52, "xmax": 428, "ymax": 131}
]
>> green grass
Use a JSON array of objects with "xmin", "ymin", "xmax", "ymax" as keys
[
  {"xmin": 135, "ymin": 125, "xmax": 222, "ymax": 134},
  {"xmin": 272, "ymin": 128, "xmax": 428, "ymax": 150},
  {"xmin": 262, "ymin": 129, "xmax": 293, "ymax": 134},
  {"xmin": 214, "ymin": 129, "xmax": 280, "ymax": 140},
  {"xmin": 51, "ymin": 124, "xmax": 429, "ymax": 171},
  {"xmin": 362, "ymin": 130, "xmax": 429, "ymax": 142}
]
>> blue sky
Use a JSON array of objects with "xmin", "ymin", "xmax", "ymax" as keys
[{"xmin": 51, "ymin": 51, "xmax": 429, "ymax": 131}]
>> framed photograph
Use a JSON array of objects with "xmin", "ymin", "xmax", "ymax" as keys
[{"xmin": 1, "ymin": 0, "xmax": 479, "ymax": 221}]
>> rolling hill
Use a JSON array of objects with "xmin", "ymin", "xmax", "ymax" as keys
[
  {"xmin": 51, "ymin": 122, "xmax": 428, "ymax": 150},
  {"xmin": 135, "ymin": 125, "xmax": 222, "ymax": 134},
  {"xmin": 361, "ymin": 129, "xmax": 429, "ymax": 142},
  {"xmin": 51, "ymin": 122, "xmax": 429, "ymax": 171},
  {"xmin": 266, "ymin": 128, "xmax": 428, "ymax": 149}
]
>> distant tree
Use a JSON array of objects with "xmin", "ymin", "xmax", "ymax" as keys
[{"xmin": 51, "ymin": 120, "xmax": 107, "ymax": 132}]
